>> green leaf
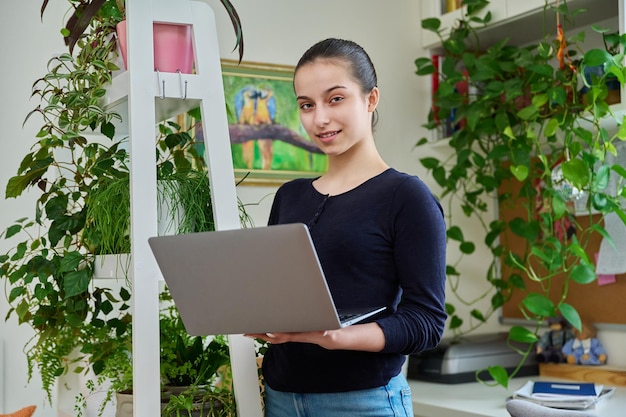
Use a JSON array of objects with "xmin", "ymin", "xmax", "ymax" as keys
[
  {"xmin": 583, "ymin": 48, "xmax": 613, "ymax": 67},
  {"xmin": 5, "ymin": 176, "xmax": 33, "ymax": 199},
  {"xmin": 421, "ymin": 18, "xmax": 441, "ymax": 32},
  {"xmin": 100, "ymin": 121, "xmax": 116, "ymax": 139},
  {"xmin": 503, "ymin": 126, "xmax": 515, "ymax": 139},
  {"xmin": 420, "ymin": 157, "xmax": 440, "ymax": 170},
  {"xmin": 48, "ymin": 221, "xmax": 67, "ymax": 247},
  {"xmin": 510, "ymin": 165, "xmax": 528, "ymax": 181},
  {"xmin": 570, "ymin": 264, "xmax": 597, "ymax": 284},
  {"xmin": 120, "ymin": 286, "xmax": 131, "ymax": 302},
  {"xmin": 9, "ymin": 286, "xmax": 26, "ymax": 303},
  {"xmin": 612, "ymin": 164, "xmax": 626, "ymax": 182},
  {"xmin": 559, "ymin": 303, "xmax": 582, "ymax": 332},
  {"xmin": 466, "ymin": 106, "xmax": 482, "ymax": 132},
  {"xmin": 63, "ymin": 269, "xmax": 91, "ymax": 298},
  {"xmin": 552, "ymin": 195, "xmax": 566, "ymax": 219},
  {"xmin": 59, "ymin": 251, "xmax": 84, "ymax": 273},
  {"xmin": 495, "ymin": 112, "xmax": 509, "ymax": 131},
  {"xmin": 14, "ymin": 242, "xmax": 27, "ymax": 262},
  {"xmin": 509, "ymin": 218, "xmax": 539, "ymax": 241},
  {"xmin": 517, "ymin": 105, "xmax": 538, "ymax": 121},
  {"xmin": 544, "ymin": 118, "xmax": 559, "ymax": 137},
  {"xmin": 187, "ymin": 107, "xmax": 202, "ymax": 120},
  {"xmin": 15, "ymin": 299, "xmax": 31, "ymax": 322},
  {"xmin": 491, "ymin": 292, "xmax": 505, "ymax": 308},
  {"xmin": 523, "ymin": 293, "xmax": 555, "ymax": 316},
  {"xmin": 509, "ymin": 273, "xmax": 526, "ymax": 289},
  {"xmin": 447, "ymin": 226, "xmax": 464, "ymax": 241},
  {"xmin": 593, "ymin": 165, "xmax": 611, "ymax": 191},
  {"xmin": 445, "ymin": 303, "xmax": 456, "ymax": 315},
  {"xmin": 432, "ymin": 166, "xmax": 447, "ymax": 187},
  {"xmin": 531, "ymin": 93, "xmax": 548, "ymax": 108},
  {"xmin": 446, "ymin": 265, "xmax": 460, "ymax": 276},
  {"xmin": 415, "ymin": 57, "xmax": 435, "ymax": 76},
  {"xmin": 592, "ymin": 193, "xmax": 608, "ymax": 211},
  {"xmin": 509, "ymin": 326, "xmax": 539, "ymax": 344},
  {"xmin": 449, "ymin": 315, "xmax": 463, "ymax": 330},
  {"xmin": 470, "ymin": 309, "xmax": 486, "ymax": 322},
  {"xmin": 100, "ymin": 299, "xmax": 113, "ymax": 315},
  {"xmin": 460, "ymin": 241, "xmax": 476, "ymax": 254},
  {"xmin": 567, "ymin": 241, "xmax": 590, "ymax": 263},
  {"xmin": 617, "ymin": 117, "xmax": 626, "ymax": 140},
  {"xmin": 561, "ymin": 159, "xmax": 590, "ymax": 189},
  {"xmin": 487, "ymin": 365, "xmax": 509, "ymax": 388},
  {"xmin": 5, "ymin": 224, "xmax": 22, "ymax": 239}
]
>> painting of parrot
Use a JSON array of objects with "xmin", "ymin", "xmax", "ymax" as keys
[
  {"xmin": 234, "ymin": 85, "xmax": 277, "ymax": 170},
  {"xmin": 220, "ymin": 60, "xmax": 328, "ymax": 181}
]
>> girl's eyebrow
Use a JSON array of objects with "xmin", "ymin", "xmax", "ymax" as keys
[{"xmin": 296, "ymin": 85, "xmax": 347, "ymax": 101}]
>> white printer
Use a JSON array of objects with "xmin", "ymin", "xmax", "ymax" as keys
[{"xmin": 407, "ymin": 332, "xmax": 539, "ymax": 384}]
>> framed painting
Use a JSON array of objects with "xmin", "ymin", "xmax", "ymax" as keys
[{"xmin": 216, "ymin": 59, "xmax": 327, "ymax": 184}]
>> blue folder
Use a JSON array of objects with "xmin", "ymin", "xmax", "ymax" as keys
[{"xmin": 532, "ymin": 381, "xmax": 597, "ymax": 397}]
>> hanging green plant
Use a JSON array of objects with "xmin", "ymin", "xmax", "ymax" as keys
[{"xmin": 414, "ymin": 0, "xmax": 626, "ymax": 388}]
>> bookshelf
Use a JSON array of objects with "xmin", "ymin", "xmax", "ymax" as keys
[{"xmin": 421, "ymin": 0, "xmax": 624, "ymax": 142}]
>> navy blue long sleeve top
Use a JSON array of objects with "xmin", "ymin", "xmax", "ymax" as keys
[{"xmin": 262, "ymin": 168, "xmax": 447, "ymax": 393}]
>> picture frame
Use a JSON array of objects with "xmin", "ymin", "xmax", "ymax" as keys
[{"xmin": 216, "ymin": 59, "xmax": 328, "ymax": 185}]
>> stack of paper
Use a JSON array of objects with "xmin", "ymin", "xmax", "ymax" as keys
[{"xmin": 512, "ymin": 381, "xmax": 615, "ymax": 410}]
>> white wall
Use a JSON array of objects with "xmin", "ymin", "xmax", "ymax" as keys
[
  {"xmin": 0, "ymin": 0, "xmax": 430, "ymax": 415},
  {"xmin": 1, "ymin": 1, "xmax": 625, "ymax": 416},
  {"xmin": 0, "ymin": 2, "xmax": 67, "ymax": 415}
]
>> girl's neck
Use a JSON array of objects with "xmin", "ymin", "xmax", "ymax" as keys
[{"xmin": 315, "ymin": 145, "xmax": 389, "ymax": 196}]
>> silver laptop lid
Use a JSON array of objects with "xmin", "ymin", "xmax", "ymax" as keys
[{"xmin": 148, "ymin": 223, "xmax": 344, "ymax": 335}]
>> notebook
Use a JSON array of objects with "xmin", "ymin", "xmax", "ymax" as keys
[{"xmin": 148, "ymin": 223, "xmax": 386, "ymax": 335}]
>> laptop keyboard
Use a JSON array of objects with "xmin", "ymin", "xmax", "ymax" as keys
[{"xmin": 339, "ymin": 312, "xmax": 361, "ymax": 322}]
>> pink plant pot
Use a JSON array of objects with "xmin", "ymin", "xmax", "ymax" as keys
[{"xmin": 116, "ymin": 21, "xmax": 194, "ymax": 74}]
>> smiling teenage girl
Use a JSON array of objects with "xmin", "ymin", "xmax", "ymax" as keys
[{"xmin": 245, "ymin": 38, "xmax": 447, "ymax": 417}]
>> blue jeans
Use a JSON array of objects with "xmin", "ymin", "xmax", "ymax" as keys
[{"xmin": 263, "ymin": 373, "xmax": 414, "ymax": 417}]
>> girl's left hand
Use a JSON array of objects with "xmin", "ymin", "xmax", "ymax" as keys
[
  {"xmin": 245, "ymin": 322, "xmax": 385, "ymax": 352},
  {"xmin": 244, "ymin": 330, "xmax": 338, "ymax": 350}
]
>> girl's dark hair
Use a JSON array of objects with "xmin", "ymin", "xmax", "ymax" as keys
[{"xmin": 295, "ymin": 38, "xmax": 379, "ymax": 127}]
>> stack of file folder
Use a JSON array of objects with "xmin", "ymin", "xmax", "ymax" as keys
[{"xmin": 511, "ymin": 380, "xmax": 615, "ymax": 410}]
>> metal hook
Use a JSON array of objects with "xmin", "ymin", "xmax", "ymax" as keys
[
  {"xmin": 156, "ymin": 69, "xmax": 165, "ymax": 99},
  {"xmin": 177, "ymin": 70, "xmax": 188, "ymax": 100}
]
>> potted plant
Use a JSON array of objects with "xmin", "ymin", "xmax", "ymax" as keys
[
  {"xmin": 100, "ymin": 288, "xmax": 237, "ymax": 417},
  {"xmin": 0, "ymin": 0, "xmax": 250, "ymax": 412},
  {"xmin": 41, "ymin": 0, "xmax": 244, "ymax": 62},
  {"xmin": 0, "ymin": 6, "xmax": 130, "ymax": 400},
  {"xmin": 159, "ymin": 290, "xmax": 236, "ymax": 417},
  {"xmin": 1, "ymin": 101, "xmax": 253, "ymax": 412},
  {"xmin": 414, "ymin": 0, "xmax": 626, "ymax": 388}
]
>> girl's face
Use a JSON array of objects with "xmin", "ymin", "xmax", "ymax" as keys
[{"xmin": 294, "ymin": 59, "xmax": 378, "ymax": 157}]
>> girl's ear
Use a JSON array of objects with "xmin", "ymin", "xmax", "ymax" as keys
[{"xmin": 367, "ymin": 87, "xmax": 380, "ymax": 112}]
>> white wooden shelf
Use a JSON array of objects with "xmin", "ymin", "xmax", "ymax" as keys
[
  {"xmin": 422, "ymin": 0, "xmax": 619, "ymax": 51},
  {"xmin": 105, "ymin": 70, "xmax": 205, "ymax": 130},
  {"xmin": 422, "ymin": 0, "xmax": 625, "ymax": 144},
  {"xmin": 111, "ymin": 1, "xmax": 263, "ymax": 416}
]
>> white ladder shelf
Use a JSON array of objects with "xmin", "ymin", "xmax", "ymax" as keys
[{"xmin": 104, "ymin": 0, "xmax": 263, "ymax": 415}]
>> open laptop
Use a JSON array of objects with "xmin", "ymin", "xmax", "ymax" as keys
[{"xmin": 148, "ymin": 223, "xmax": 386, "ymax": 335}]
